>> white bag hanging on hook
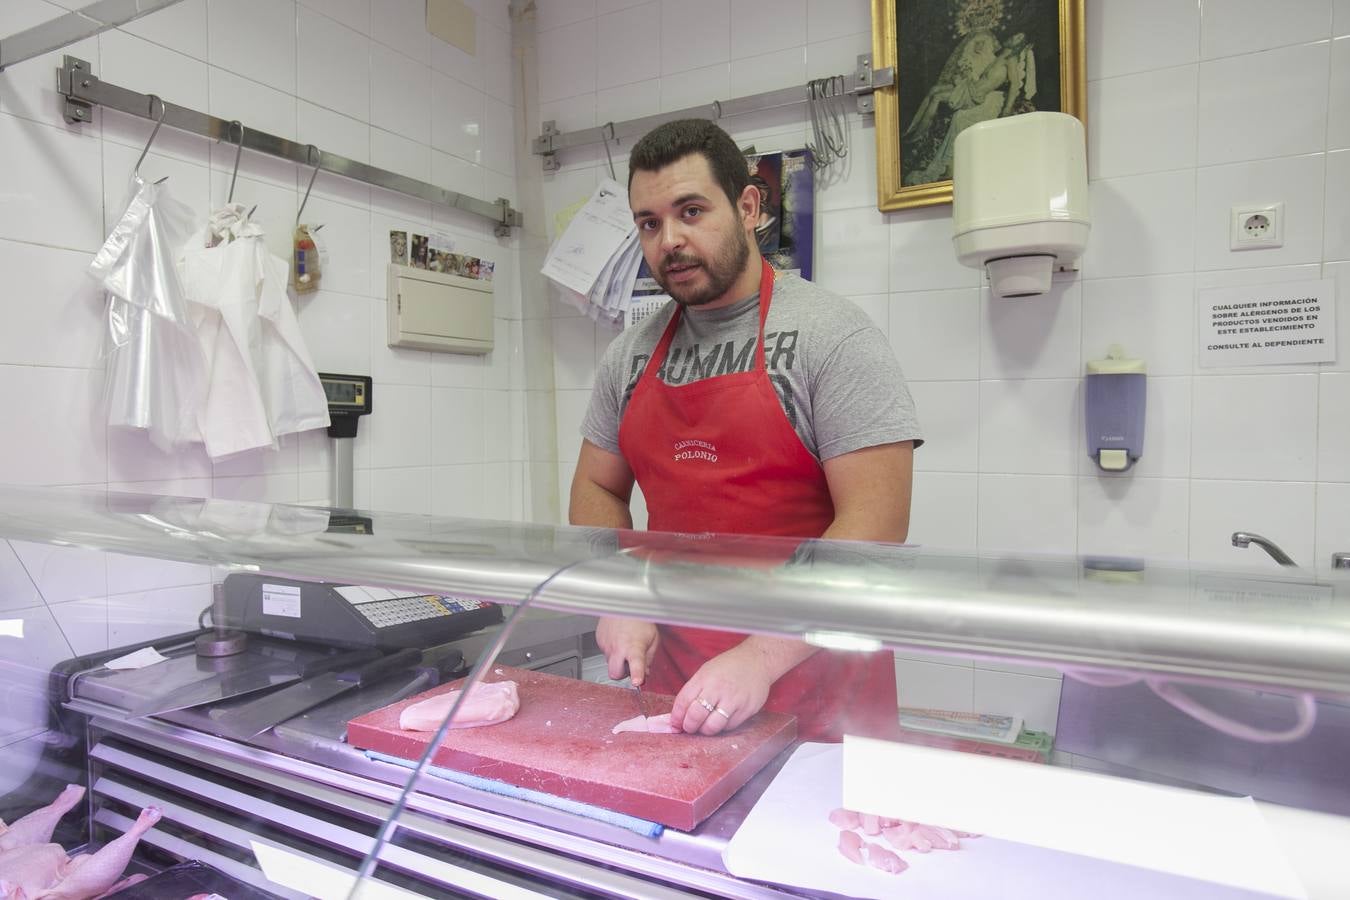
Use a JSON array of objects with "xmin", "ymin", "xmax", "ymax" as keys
[{"xmin": 88, "ymin": 175, "xmax": 210, "ymax": 452}]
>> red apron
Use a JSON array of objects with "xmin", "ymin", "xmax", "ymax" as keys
[{"xmin": 617, "ymin": 260, "xmax": 897, "ymax": 742}]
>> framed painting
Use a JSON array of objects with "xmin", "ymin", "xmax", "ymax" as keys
[{"xmin": 871, "ymin": 0, "xmax": 1085, "ymax": 211}]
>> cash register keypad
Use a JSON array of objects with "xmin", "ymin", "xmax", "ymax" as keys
[{"xmin": 356, "ymin": 595, "xmax": 488, "ymax": 628}]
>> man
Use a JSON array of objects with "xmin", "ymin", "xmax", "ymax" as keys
[{"xmin": 570, "ymin": 119, "xmax": 922, "ymax": 742}]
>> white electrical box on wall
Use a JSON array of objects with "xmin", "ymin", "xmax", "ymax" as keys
[{"xmin": 386, "ymin": 264, "xmax": 494, "ymax": 354}]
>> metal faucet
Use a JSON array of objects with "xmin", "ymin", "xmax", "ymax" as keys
[{"xmin": 1231, "ymin": 532, "xmax": 1297, "ymax": 567}]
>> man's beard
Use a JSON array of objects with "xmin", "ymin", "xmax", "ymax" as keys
[{"xmin": 655, "ymin": 227, "xmax": 751, "ymax": 308}]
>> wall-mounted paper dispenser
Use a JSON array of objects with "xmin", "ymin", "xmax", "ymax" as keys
[
  {"xmin": 386, "ymin": 264, "xmax": 494, "ymax": 354},
  {"xmin": 1085, "ymin": 345, "xmax": 1146, "ymax": 472},
  {"xmin": 952, "ymin": 111, "xmax": 1090, "ymax": 298}
]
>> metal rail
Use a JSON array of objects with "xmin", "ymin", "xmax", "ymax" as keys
[
  {"xmin": 56, "ymin": 55, "xmax": 522, "ymax": 236},
  {"xmin": 0, "ymin": 0, "xmax": 187, "ymax": 72},
  {"xmin": 532, "ymin": 54, "xmax": 893, "ymax": 171}
]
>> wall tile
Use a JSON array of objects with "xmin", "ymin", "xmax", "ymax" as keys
[
  {"xmin": 298, "ymin": 10, "xmax": 370, "ymax": 122},
  {"xmin": 555, "ymin": 388, "xmax": 593, "ymax": 463},
  {"xmin": 10, "ymin": 541, "xmax": 106, "ymax": 604},
  {"xmin": 1200, "ymin": 0, "xmax": 1332, "ymax": 59},
  {"xmin": 368, "ymin": 465, "xmax": 433, "ymax": 513},
  {"xmin": 210, "ymin": 67, "xmax": 298, "ymax": 144},
  {"xmin": 1086, "ymin": 0, "xmax": 1200, "ymax": 79},
  {"xmin": 211, "ymin": 472, "xmax": 299, "ymax": 502},
  {"xmin": 303, "ymin": 0, "xmax": 369, "ymax": 33},
  {"xmin": 1332, "ymin": 37, "xmax": 1350, "ymax": 150},
  {"xmin": 730, "ymin": 0, "xmax": 806, "ymax": 59},
  {"xmin": 1191, "ymin": 374, "xmax": 1318, "ymax": 481},
  {"xmin": 432, "ymin": 70, "xmax": 485, "ymax": 162},
  {"xmin": 1194, "ymin": 154, "xmax": 1326, "ymax": 272},
  {"xmin": 1083, "ymin": 169, "xmax": 1196, "ymax": 279},
  {"xmin": 297, "ymin": 103, "xmax": 371, "ymax": 169},
  {"xmin": 1078, "ymin": 476, "xmax": 1191, "ymax": 561},
  {"xmin": 977, "ymin": 474, "xmax": 1077, "ymax": 556},
  {"xmin": 815, "ymin": 121, "xmax": 876, "ymax": 213},
  {"xmin": 660, "ymin": 0, "xmax": 730, "ymax": 76},
  {"xmin": 108, "ymin": 428, "xmax": 213, "ymax": 484},
  {"xmin": 0, "ymin": 367, "xmax": 106, "ymax": 485},
  {"xmin": 483, "ymin": 390, "xmax": 512, "ymax": 462},
  {"xmin": 536, "ymin": 0, "xmax": 597, "ymax": 32},
  {"xmin": 907, "ymin": 382, "xmax": 978, "ymax": 473},
  {"xmin": 537, "ymin": 19, "xmax": 597, "ymax": 103},
  {"xmin": 1315, "ymin": 482, "xmax": 1350, "ymax": 567},
  {"xmin": 0, "ymin": 607, "xmax": 77, "ymax": 740},
  {"xmin": 978, "ymin": 379, "xmax": 1081, "ymax": 476},
  {"xmin": 207, "ymin": 0, "xmax": 297, "ymax": 93},
  {"xmin": 0, "ymin": 542, "xmax": 41, "ymax": 613},
  {"xmin": 478, "ymin": 20, "xmax": 515, "ymax": 106},
  {"xmin": 368, "ymin": 383, "xmax": 432, "ymax": 468},
  {"xmin": 729, "ymin": 47, "xmax": 807, "ymax": 99},
  {"xmin": 804, "ymin": 0, "xmax": 869, "ymax": 44},
  {"xmin": 889, "ymin": 207, "xmax": 979, "ymax": 292},
  {"xmin": 0, "ymin": 116, "xmax": 103, "ymax": 253},
  {"xmin": 1317, "ymin": 372, "xmax": 1350, "ymax": 481},
  {"xmin": 1338, "ymin": 0, "xmax": 1350, "ymax": 35},
  {"xmin": 596, "ymin": 80, "xmax": 660, "ymax": 125},
  {"xmin": 660, "ymin": 63, "xmax": 730, "ymax": 113},
  {"xmin": 1327, "ymin": 149, "xmax": 1350, "ymax": 260},
  {"xmin": 0, "ymin": 0, "xmax": 99, "ymax": 132},
  {"xmin": 849, "ymin": 293, "xmax": 888, "ymax": 332},
  {"xmin": 372, "ymin": 127, "xmax": 432, "ymax": 181},
  {"xmin": 369, "ymin": 0, "xmax": 430, "ymax": 63},
  {"xmin": 482, "ymin": 96, "xmax": 516, "ymax": 177},
  {"xmin": 908, "ymin": 471, "xmax": 978, "ymax": 552},
  {"xmin": 815, "ymin": 206, "xmax": 890, "ymax": 296},
  {"xmin": 1197, "ymin": 43, "xmax": 1330, "ymax": 166},
  {"xmin": 432, "ymin": 33, "xmax": 484, "ymax": 92},
  {"xmin": 47, "ymin": 597, "xmax": 108, "ymax": 656},
  {"xmin": 122, "ymin": 0, "xmax": 209, "ymax": 60},
  {"xmin": 1081, "ymin": 274, "xmax": 1196, "ymax": 377},
  {"xmin": 431, "ymin": 387, "xmax": 486, "ymax": 464},
  {"xmin": 805, "ymin": 30, "xmax": 871, "ymax": 80},
  {"xmin": 0, "ymin": 240, "xmax": 105, "ymax": 369},
  {"xmin": 298, "ymin": 290, "xmax": 372, "ymax": 375},
  {"xmin": 1325, "ymin": 261, "xmax": 1350, "ymax": 373},
  {"xmin": 598, "ymin": 2, "xmax": 659, "ymax": 89},
  {"xmin": 889, "ymin": 288, "xmax": 981, "ymax": 381},
  {"xmin": 106, "ymin": 553, "xmax": 209, "ymax": 595},
  {"xmin": 552, "ymin": 316, "xmax": 600, "ymax": 390},
  {"xmin": 980, "ymin": 279, "xmax": 1082, "ymax": 380},
  {"xmin": 1088, "ymin": 66, "xmax": 1198, "ymax": 179},
  {"xmin": 1188, "ymin": 479, "xmax": 1316, "ymax": 567},
  {"xmin": 371, "ymin": 43, "xmax": 431, "ymax": 146}
]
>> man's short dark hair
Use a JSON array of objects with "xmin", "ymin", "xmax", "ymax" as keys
[{"xmin": 627, "ymin": 119, "xmax": 749, "ymax": 208}]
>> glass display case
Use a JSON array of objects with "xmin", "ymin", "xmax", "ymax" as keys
[{"xmin": 1, "ymin": 484, "xmax": 1347, "ymax": 899}]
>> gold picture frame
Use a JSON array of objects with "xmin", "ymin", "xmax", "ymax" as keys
[{"xmin": 871, "ymin": 0, "xmax": 1086, "ymax": 212}]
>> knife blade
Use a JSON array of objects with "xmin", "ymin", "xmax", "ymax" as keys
[
  {"xmin": 128, "ymin": 647, "xmax": 380, "ymax": 718},
  {"xmin": 634, "ymin": 681, "xmax": 649, "ymax": 719},
  {"xmin": 207, "ymin": 647, "xmax": 422, "ymax": 739}
]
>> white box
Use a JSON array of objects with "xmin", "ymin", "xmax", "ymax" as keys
[{"xmin": 386, "ymin": 264, "xmax": 494, "ymax": 354}]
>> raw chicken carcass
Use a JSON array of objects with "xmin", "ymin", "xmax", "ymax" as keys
[
  {"xmin": 610, "ymin": 713, "xmax": 680, "ymax": 735},
  {"xmin": 0, "ymin": 805, "xmax": 161, "ymax": 900},
  {"xmin": 400, "ymin": 680, "xmax": 520, "ymax": 731},
  {"xmin": 0, "ymin": 787, "xmax": 85, "ymax": 852}
]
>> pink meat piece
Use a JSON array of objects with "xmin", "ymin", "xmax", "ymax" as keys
[
  {"xmin": 400, "ymin": 680, "xmax": 520, "ymax": 731},
  {"xmin": 859, "ymin": 813, "xmax": 881, "ymax": 836},
  {"xmin": 882, "ymin": 820, "xmax": 962, "ymax": 853},
  {"xmin": 864, "ymin": 843, "xmax": 909, "ymax": 875},
  {"xmin": 32, "ymin": 806, "xmax": 161, "ymax": 900},
  {"xmin": 837, "ymin": 830, "xmax": 864, "ymax": 865},
  {"xmin": 827, "ymin": 808, "xmax": 860, "ymax": 830},
  {"xmin": 0, "ymin": 787, "xmax": 85, "ymax": 852},
  {"xmin": 610, "ymin": 713, "xmax": 679, "ymax": 735}
]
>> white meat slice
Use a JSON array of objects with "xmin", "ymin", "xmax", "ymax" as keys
[
  {"xmin": 610, "ymin": 713, "xmax": 679, "ymax": 735},
  {"xmin": 399, "ymin": 680, "xmax": 520, "ymax": 731}
]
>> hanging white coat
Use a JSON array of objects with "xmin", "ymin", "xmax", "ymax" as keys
[{"xmin": 178, "ymin": 205, "xmax": 330, "ymax": 459}]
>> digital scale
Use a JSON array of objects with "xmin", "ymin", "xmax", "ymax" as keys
[
  {"xmin": 220, "ymin": 573, "xmax": 503, "ymax": 650},
  {"xmin": 319, "ymin": 373, "xmax": 371, "ymax": 509}
]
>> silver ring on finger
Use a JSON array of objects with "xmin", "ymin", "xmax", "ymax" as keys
[
  {"xmin": 713, "ymin": 707, "xmax": 731, "ymax": 719},
  {"xmin": 697, "ymin": 697, "xmax": 715, "ymax": 712}
]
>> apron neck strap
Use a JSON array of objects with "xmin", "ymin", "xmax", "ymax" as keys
[{"xmin": 648, "ymin": 257, "xmax": 776, "ymax": 374}]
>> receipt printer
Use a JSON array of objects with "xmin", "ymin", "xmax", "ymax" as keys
[{"xmin": 1085, "ymin": 345, "xmax": 1145, "ymax": 472}]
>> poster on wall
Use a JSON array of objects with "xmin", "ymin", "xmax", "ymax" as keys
[{"xmin": 1198, "ymin": 279, "xmax": 1337, "ymax": 367}]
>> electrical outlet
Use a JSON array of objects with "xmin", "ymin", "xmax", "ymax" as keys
[{"xmin": 1230, "ymin": 202, "xmax": 1284, "ymax": 250}]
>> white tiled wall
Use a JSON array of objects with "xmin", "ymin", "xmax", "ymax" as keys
[
  {"xmin": 529, "ymin": 0, "xmax": 1350, "ymax": 732},
  {"xmin": 0, "ymin": 0, "xmax": 532, "ymax": 678}
]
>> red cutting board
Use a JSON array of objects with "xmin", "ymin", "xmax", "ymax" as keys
[{"xmin": 346, "ymin": 666, "xmax": 797, "ymax": 831}]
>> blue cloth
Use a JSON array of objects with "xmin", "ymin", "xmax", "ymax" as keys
[{"xmin": 364, "ymin": 749, "xmax": 664, "ymax": 838}]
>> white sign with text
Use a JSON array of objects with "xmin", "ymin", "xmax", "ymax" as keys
[{"xmin": 1198, "ymin": 278, "xmax": 1336, "ymax": 367}]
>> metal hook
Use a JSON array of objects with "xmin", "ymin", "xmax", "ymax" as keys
[
  {"xmin": 712, "ymin": 99, "xmax": 723, "ymax": 120},
  {"xmin": 134, "ymin": 94, "xmax": 167, "ymax": 178},
  {"xmin": 297, "ymin": 144, "xmax": 321, "ymax": 226},
  {"xmin": 601, "ymin": 123, "xmax": 616, "ymax": 181},
  {"xmin": 226, "ymin": 120, "xmax": 244, "ymax": 204}
]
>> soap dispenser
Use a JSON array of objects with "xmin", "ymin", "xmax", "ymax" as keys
[{"xmin": 1085, "ymin": 345, "xmax": 1145, "ymax": 472}]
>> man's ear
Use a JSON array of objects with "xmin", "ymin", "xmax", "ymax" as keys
[{"xmin": 738, "ymin": 184, "xmax": 761, "ymax": 227}]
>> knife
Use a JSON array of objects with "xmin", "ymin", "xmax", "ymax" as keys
[
  {"xmin": 207, "ymin": 647, "xmax": 422, "ymax": 739},
  {"xmin": 128, "ymin": 647, "xmax": 381, "ymax": 718}
]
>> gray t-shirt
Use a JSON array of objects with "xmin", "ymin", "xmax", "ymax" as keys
[{"xmin": 581, "ymin": 273, "xmax": 923, "ymax": 461}]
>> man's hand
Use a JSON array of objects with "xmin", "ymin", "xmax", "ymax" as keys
[
  {"xmin": 671, "ymin": 642, "xmax": 776, "ymax": 735},
  {"xmin": 596, "ymin": 617, "xmax": 658, "ymax": 686}
]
